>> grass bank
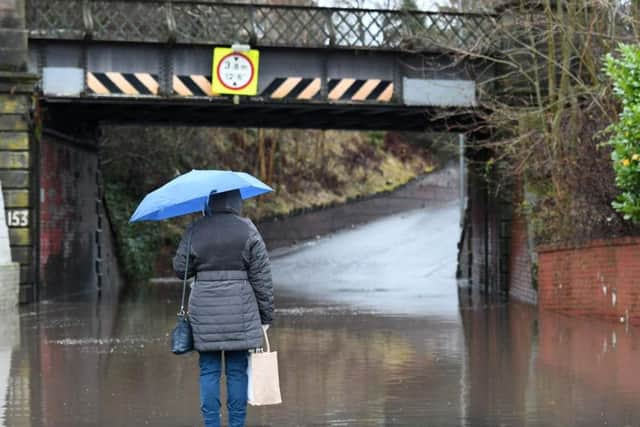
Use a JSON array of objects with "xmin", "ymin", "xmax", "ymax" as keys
[{"xmin": 102, "ymin": 127, "xmax": 449, "ymax": 283}]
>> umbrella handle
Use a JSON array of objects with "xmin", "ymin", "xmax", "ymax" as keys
[{"xmin": 179, "ymin": 228, "xmax": 194, "ymax": 315}]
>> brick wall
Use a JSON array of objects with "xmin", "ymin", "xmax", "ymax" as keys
[
  {"xmin": 508, "ymin": 212, "xmax": 537, "ymax": 304},
  {"xmin": 39, "ymin": 132, "xmax": 99, "ymax": 299},
  {"xmin": 458, "ymin": 165, "xmax": 540, "ymax": 301},
  {"xmin": 538, "ymin": 237, "xmax": 640, "ymax": 324},
  {"xmin": 459, "ymin": 168, "xmax": 509, "ymax": 296},
  {"xmin": 469, "ymin": 174, "xmax": 490, "ymax": 287}
]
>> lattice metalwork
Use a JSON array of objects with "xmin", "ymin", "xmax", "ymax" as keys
[
  {"xmin": 333, "ymin": 9, "xmax": 401, "ymax": 48},
  {"xmin": 27, "ymin": 0, "xmax": 85, "ymax": 39},
  {"xmin": 416, "ymin": 13, "xmax": 493, "ymax": 51},
  {"xmin": 172, "ymin": 3, "xmax": 252, "ymax": 45},
  {"xmin": 331, "ymin": 9, "xmax": 495, "ymax": 51},
  {"xmin": 27, "ymin": 0, "xmax": 495, "ymax": 52},
  {"xmin": 90, "ymin": 1, "xmax": 168, "ymax": 42},
  {"xmin": 253, "ymin": 6, "xmax": 330, "ymax": 47}
]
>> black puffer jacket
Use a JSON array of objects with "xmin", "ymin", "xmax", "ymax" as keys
[{"xmin": 173, "ymin": 190, "xmax": 273, "ymax": 352}]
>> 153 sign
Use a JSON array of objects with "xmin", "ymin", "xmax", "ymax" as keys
[{"xmin": 6, "ymin": 209, "xmax": 29, "ymax": 227}]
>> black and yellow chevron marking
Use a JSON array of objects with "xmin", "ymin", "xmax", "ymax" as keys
[
  {"xmin": 173, "ymin": 75, "xmax": 219, "ymax": 97},
  {"xmin": 85, "ymin": 73, "xmax": 394, "ymax": 101},
  {"xmin": 261, "ymin": 77, "xmax": 393, "ymax": 102},
  {"xmin": 87, "ymin": 72, "xmax": 159, "ymax": 95},
  {"xmin": 327, "ymin": 78, "xmax": 393, "ymax": 102},
  {"xmin": 261, "ymin": 77, "xmax": 322, "ymax": 101}
]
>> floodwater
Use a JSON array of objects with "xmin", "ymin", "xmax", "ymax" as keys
[{"xmin": 3, "ymin": 202, "xmax": 640, "ymax": 426}]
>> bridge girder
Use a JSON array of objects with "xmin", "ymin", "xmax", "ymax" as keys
[
  {"xmin": 30, "ymin": 41, "xmax": 491, "ymax": 131},
  {"xmin": 42, "ymin": 97, "xmax": 482, "ymax": 132}
]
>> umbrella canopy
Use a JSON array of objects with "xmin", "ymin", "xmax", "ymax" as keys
[{"xmin": 129, "ymin": 169, "xmax": 273, "ymax": 222}]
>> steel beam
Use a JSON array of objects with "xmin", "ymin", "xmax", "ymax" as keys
[{"xmin": 40, "ymin": 97, "xmax": 483, "ymax": 132}]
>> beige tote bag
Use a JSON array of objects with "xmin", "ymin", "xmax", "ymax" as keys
[{"xmin": 247, "ymin": 328, "xmax": 282, "ymax": 406}]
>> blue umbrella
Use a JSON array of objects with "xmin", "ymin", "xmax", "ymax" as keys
[{"xmin": 129, "ymin": 169, "xmax": 273, "ymax": 222}]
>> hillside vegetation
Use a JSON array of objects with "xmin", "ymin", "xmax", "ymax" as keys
[{"xmin": 101, "ymin": 127, "xmax": 443, "ymax": 282}]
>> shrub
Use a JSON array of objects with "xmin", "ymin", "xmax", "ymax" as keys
[
  {"xmin": 605, "ymin": 43, "xmax": 640, "ymax": 223},
  {"xmin": 104, "ymin": 183, "xmax": 165, "ymax": 283}
]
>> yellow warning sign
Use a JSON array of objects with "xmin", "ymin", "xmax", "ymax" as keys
[{"xmin": 212, "ymin": 47, "xmax": 260, "ymax": 96}]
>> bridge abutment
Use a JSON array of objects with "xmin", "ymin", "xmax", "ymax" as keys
[
  {"xmin": 458, "ymin": 148, "xmax": 514, "ymax": 300},
  {"xmin": 0, "ymin": 74, "xmax": 37, "ymax": 303},
  {"xmin": 1, "ymin": 0, "xmax": 39, "ymax": 303},
  {"xmin": 38, "ymin": 128, "xmax": 100, "ymax": 299},
  {"xmin": 37, "ymin": 109, "xmax": 125, "ymax": 300}
]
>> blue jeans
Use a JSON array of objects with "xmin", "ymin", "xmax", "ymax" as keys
[{"xmin": 199, "ymin": 350, "xmax": 249, "ymax": 427}]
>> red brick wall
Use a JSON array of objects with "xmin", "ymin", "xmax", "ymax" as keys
[
  {"xmin": 538, "ymin": 237, "xmax": 640, "ymax": 324},
  {"xmin": 508, "ymin": 213, "xmax": 537, "ymax": 304},
  {"xmin": 39, "ymin": 133, "xmax": 98, "ymax": 299}
]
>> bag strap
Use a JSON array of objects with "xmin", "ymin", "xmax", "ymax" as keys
[
  {"xmin": 261, "ymin": 326, "xmax": 271, "ymax": 353},
  {"xmin": 178, "ymin": 228, "xmax": 193, "ymax": 316}
]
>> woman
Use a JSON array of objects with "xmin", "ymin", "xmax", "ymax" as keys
[{"xmin": 173, "ymin": 189, "xmax": 274, "ymax": 427}]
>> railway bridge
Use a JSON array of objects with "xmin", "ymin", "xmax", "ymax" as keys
[{"xmin": 0, "ymin": 0, "xmax": 500, "ymax": 302}]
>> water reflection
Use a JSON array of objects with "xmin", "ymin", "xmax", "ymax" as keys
[
  {"xmin": 3, "ymin": 203, "xmax": 640, "ymax": 426},
  {"xmin": 3, "ymin": 287, "xmax": 640, "ymax": 426},
  {"xmin": 4, "ymin": 289, "xmax": 199, "ymax": 427},
  {"xmin": 534, "ymin": 311, "xmax": 640, "ymax": 427},
  {"xmin": 459, "ymin": 295, "xmax": 640, "ymax": 427},
  {"xmin": 4, "ymin": 289, "xmax": 469, "ymax": 427}
]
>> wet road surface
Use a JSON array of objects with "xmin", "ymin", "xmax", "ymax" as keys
[{"xmin": 3, "ymin": 202, "xmax": 640, "ymax": 426}]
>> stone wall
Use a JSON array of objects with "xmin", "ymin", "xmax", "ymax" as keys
[
  {"xmin": 0, "ymin": 181, "xmax": 19, "ymax": 310},
  {"xmin": 0, "ymin": 79, "xmax": 36, "ymax": 302},
  {"xmin": 0, "ymin": 263, "xmax": 18, "ymax": 308},
  {"xmin": 1, "ymin": 0, "xmax": 37, "ymax": 303}
]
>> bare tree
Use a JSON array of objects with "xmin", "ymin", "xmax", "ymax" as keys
[{"xmin": 452, "ymin": 0, "xmax": 640, "ymax": 243}]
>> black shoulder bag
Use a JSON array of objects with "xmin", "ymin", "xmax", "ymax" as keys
[{"xmin": 171, "ymin": 230, "xmax": 194, "ymax": 355}]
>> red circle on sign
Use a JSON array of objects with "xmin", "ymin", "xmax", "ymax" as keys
[{"xmin": 216, "ymin": 52, "xmax": 255, "ymax": 91}]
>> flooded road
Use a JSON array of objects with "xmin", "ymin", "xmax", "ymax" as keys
[{"xmin": 3, "ymin": 202, "xmax": 640, "ymax": 426}]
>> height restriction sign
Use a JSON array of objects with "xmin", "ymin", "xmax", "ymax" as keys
[{"xmin": 212, "ymin": 47, "xmax": 260, "ymax": 96}]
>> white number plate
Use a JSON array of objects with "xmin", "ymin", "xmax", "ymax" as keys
[{"xmin": 6, "ymin": 209, "xmax": 29, "ymax": 227}]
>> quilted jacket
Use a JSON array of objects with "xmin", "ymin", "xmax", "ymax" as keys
[{"xmin": 173, "ymin": 190, "xmax": 274, "ymax": 351}]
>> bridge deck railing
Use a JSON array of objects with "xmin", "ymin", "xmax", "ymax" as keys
[{"xmin": 27, "ymin": 0, "xmax": 495, "ymax": 52}]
